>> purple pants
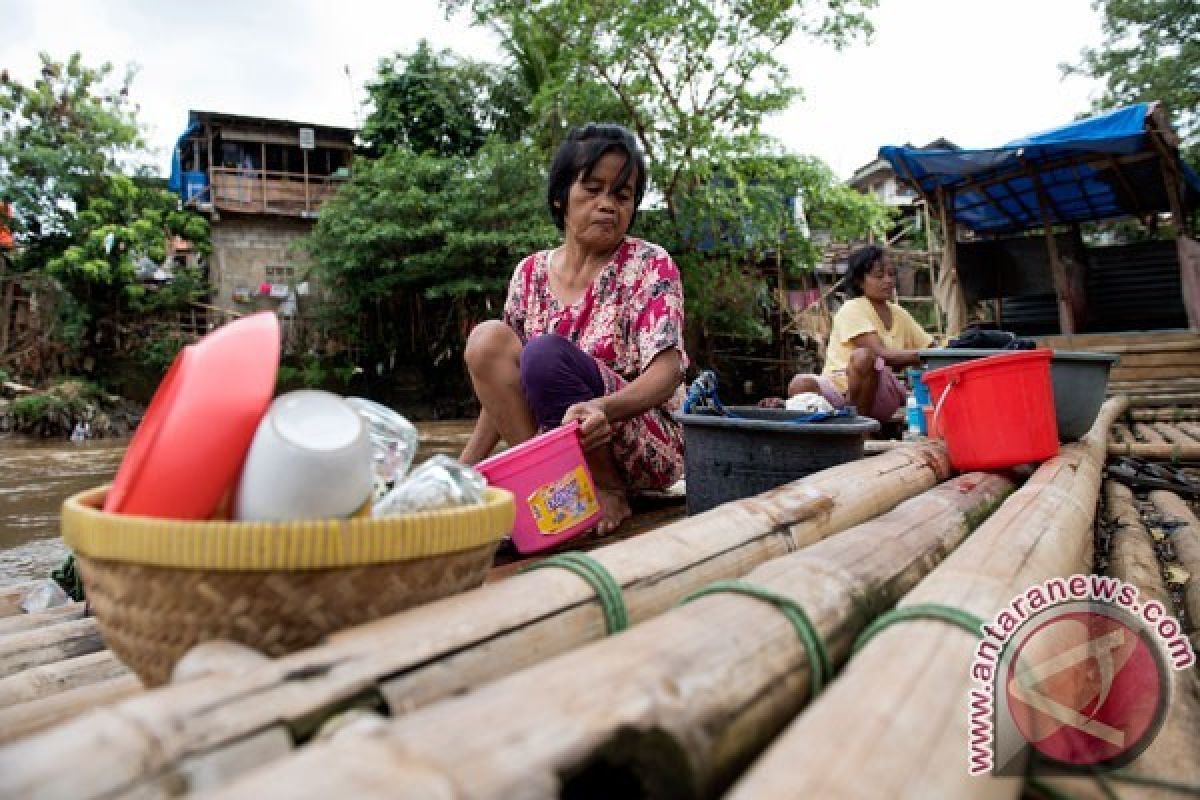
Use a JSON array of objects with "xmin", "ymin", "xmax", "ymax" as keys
[{"xmin": 520, "ymin": 334, "xmax": 605, "ymax": 431}]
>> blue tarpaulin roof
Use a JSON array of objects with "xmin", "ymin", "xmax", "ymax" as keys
[
  {"xmin": 879, "ymin": 103, "xmax": 1200, "ymax": 236},
  {"xmin": 166, "ymin": 118, "xmax": 202, "ymax": 194}
]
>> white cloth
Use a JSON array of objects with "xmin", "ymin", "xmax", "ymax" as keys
[{"xmin": 785, "ymin": 392, "xmax": 834, "ymax": 414}]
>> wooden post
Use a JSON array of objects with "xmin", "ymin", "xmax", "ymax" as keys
[
  {"xmin": 260, "ymin": 142, "xmax": 268, "ymax": 212},
  {"xmin": 206, "ymin": 123, "xmax": 215, "ymax": 206},
  {"xmin": 178, "ymin": 474, "xmax": 1017, "ymax": 800},
  {"xmin": 303, "ymin": 149, "xmax": 311, "ymax": 214},
  {"xmin": 1146, "ymin": 107, "xmax": 1198, "ymax": 329},
  {"xmin": 1177, "ymin": 236, "xmax": 1200, "ymax": 331},
  {"xmin": 1024, "ymin": 164, "xmax": 1078, "ymax": 334},
  {"xmin": 725, "ymin": 398, "xmax": 1128, "ymax": 800},
  {"xmin": 934, "ymin": 187, "xmax": 968, "ymax": 336},
  {"xmin": 0, "ymin": 278, "xmax": 14, "ymax": 355},
  {"xmin": 0, "ymin": 445, "xmax": 954, "ymax": 800}
]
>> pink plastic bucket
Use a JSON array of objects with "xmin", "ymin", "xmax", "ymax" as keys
[{"xmin": 476, "ymin": 421, "xmax": 603, "ymax": 554}]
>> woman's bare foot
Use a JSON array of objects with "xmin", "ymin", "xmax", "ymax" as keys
[{"xmin": 595, "ymin": 488, "xmax": 632, "ymax": 536}]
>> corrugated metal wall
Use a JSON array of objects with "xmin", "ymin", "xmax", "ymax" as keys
[{"xmin": 998, "ymin": 240, "xmax": 1186, "ymax": 335}]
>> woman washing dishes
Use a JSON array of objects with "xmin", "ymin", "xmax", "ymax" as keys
[
  {"xmin": 459, "ymin": 124, "xmax": 687, "ymax": 535},
  {"xmin": 777, "ymin": 245, "xmax": 933, "ymax": 424}
]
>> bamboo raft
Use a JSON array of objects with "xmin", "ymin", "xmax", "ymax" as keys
[{"xmin": 1, "ymin": 395, "xmax": 1199, "ymax": 798}]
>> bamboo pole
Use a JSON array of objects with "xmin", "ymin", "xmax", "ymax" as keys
[
  {"xmin": 1107, "ymin": 441, "xmax": 1200, "ymax": 461},
  {"xmin": 202, "ymin": 472, "xmax": 1016, "ymax": 800},
  {"xmin": 0, "ymin": 618, "xmax": 105, "ymax": 678},
  {"xmin": 0, "ymin": 650, "xmax": 131, "ymax": 708},
  {"xmin": 1125, "ymin": 408, "xmax": 1200, "ymax": 423},
  {"xmin": 1121, "ymin": 393, "xmax": 1200, "ymax": 408},
  {"xmin": 1109, "ymin": 423, "xmax": 1134, "ymax": 445},
  {"xmin": 1037, "ymin": 482, "xmax": 1200, "ymax": 799},
  {"xmin": 0, "ymin": 674, "xmax": 142, "ymax": 746},
  {"xmin": 1132, "ymin": 423, "xmax": 1168, "ymax": 444},
  {"xmin": 1148, "ymin": 491, "xmax": 1200, "ymax": 646},
  {"xmin": 726, "ymin": 397, "xmax": 1128, "ymax": 800},
  {"xmin": 1156, "ymin": 423, "xmax": 1200, "ymax": 447},
  {"xmin": 0, "ymin": 603, "xmax": 85, "ymax": 637},
  {"xmin": 0, "ymin": 443, "xmax": 954, "ymax": 800}
]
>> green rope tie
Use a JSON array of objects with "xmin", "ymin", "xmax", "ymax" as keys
[
  {"xmin": 679, "ymin": 579, "xmax": 831, "ymax": 695},
  {"xmin": 521, "ymin": 552, "xmax": 628, "ymax": 634},
  {"xmin": 852, "ymin": 603, "xmax": 984, "ymax": 654},
  {"xmin": 848, "ymin": 604, "xmax": 1200, "ymax": 797}
]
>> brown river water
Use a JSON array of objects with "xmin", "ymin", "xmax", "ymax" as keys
[{"xmin": 0, "ymin": 420, "xmax": 477, "ymax": 587}]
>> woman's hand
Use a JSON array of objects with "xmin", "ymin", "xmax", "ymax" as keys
[{"xmin": 562, "ymin": 400, "xmax": 613, "ymax": 452}]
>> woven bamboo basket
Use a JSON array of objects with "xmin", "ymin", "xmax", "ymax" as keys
[{"xmin": 62, "ymin": 486, "xmax": 515, "ymax": 686}]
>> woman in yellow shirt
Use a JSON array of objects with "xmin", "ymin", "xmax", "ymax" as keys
[{"xmin": 785, "ymin": 245, "xmax": 932, "ymax": 423}]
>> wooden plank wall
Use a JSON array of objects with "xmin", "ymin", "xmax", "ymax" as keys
[{"xmin": 1040, "ymin": 330, "xmax": 1200, "ymax": 406}]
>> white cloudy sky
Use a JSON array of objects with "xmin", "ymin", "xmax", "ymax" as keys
[{"xmin": 1, "ymin": 0, "xmax": 1105, "ymax": 179}]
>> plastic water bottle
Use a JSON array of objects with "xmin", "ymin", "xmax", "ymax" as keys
[
  {"xmin": 905, "ymin": 394, "xmax": 923, "ymax": 439},
  {"xmin": 373, "ymin": 454, "xmax": 486, "ymax": 516},
  {"xmin": 344, "ymin": 397, "xmax": 419, "ymax": 497}
]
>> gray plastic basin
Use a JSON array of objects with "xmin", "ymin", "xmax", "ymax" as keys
[
  {"xmin": 675, "ymin": 408, "xmax": 879, "ymax": 516},
  {"xmin": 918, "ymin": 349, "xmax": 1119, "ymax": 442}
]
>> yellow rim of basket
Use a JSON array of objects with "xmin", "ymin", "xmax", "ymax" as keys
[{"xmin": 62, "ymin": 486, "xmax": 515, "ymax": 570}]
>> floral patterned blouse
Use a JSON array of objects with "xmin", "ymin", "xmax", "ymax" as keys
[{"xmin": 502, "ymin": 237, "xmax": 689, "ymax": 396}]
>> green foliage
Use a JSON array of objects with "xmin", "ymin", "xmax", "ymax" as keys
[
  {"xmin": 0, "ymin": 53, "xmax": 212, "ymax": 365},
  {"xmin": 277, "ymin": 353, "xmax": 358, "ymax": 392},
  {"xmin": 305, "ymin": 140, "xmax": 554, "ymax": 354},
  {"xmin": 1063, "ymin": 0, "xmax": 1199, "ymax": 165},
  {"xmin": 311, "ymin": 2, "xmax": 889, "ymax": 368},
  {"xmin": 361, "ymin": 40, "xmax": 502, "ymax": 158},
  {"xmin": 0, "ymin": 53, "xmax": 142, "ymax": 244},
  {"xmin": 136, "ymin": 332, "xmax": 190, "ymax": 375},
  {"xmin": 445, "ymin": 0, "xmax": 886, "ymax": 344},
  {"xmin": 10, "ymin": 378, "xmax": 107, "ymax": 432}
]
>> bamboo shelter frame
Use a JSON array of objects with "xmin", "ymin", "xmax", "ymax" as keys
[{"xmin": 890, "ymin": 104, "xmax": 1199, "ymax": 336}]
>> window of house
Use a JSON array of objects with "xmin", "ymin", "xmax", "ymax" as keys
[{"xmin": 264, "ymin": 265, "xmax": 296, "ymax": 284}]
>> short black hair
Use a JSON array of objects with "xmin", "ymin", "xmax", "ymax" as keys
[
  {"xmin": 546, "ymin": 124, "xmax": 648, "ymax": 232},
  {"xmin": 845, "ymin": 245, "xmax": 885, "ymax": 297}
]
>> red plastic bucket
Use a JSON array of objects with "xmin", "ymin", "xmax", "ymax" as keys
[
  {"xmin": 477, "ymin": 421, "xmax": 602, "ymax": 554},
  {"xmin": 922, "ymin": 350, "xmax": 1059, "ymax": 471}
]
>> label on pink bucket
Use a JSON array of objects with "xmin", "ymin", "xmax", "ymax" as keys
[{"xmin": 527, "ymin": 466, "xmax": 600, "ymax": 536}]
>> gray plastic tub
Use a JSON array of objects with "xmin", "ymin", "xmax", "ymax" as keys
[
  {"xmin": 675, "ymin": 407, "xmax": 880, "ymax": 516},
  {"xmin": 918, "ymin": 349, "xmax": 1119, "ymax": 442}
]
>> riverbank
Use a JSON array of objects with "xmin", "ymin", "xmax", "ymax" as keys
[{"xmin": 0, "ymin": 379, "xmax": 142, "ymax": 439}]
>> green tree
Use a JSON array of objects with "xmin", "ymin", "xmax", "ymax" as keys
[
  {"xmin": 360, "ymin": 40, "xmax": 501, "ymax": 158},
  {"xmin": 0, "ymin": 53, "xmax": 211, "ymax": 366},
  {"xmin": 0, "ymin": 53, "xmax": 141, "ymax": 251},
  {"xmin": 304, "ymin": 141, "xmax": 554, "ymax": 369},
  {"xmin": 1063, "ymin": 0, "xmax": 1199, "ymax": 164},
  {"xmin": 446, "ymin": 0, "xmax": 888, "ymax": 343},
  {"xmin": 448, "ymin": 0, "xmax": 877, "ymax": 217}
]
